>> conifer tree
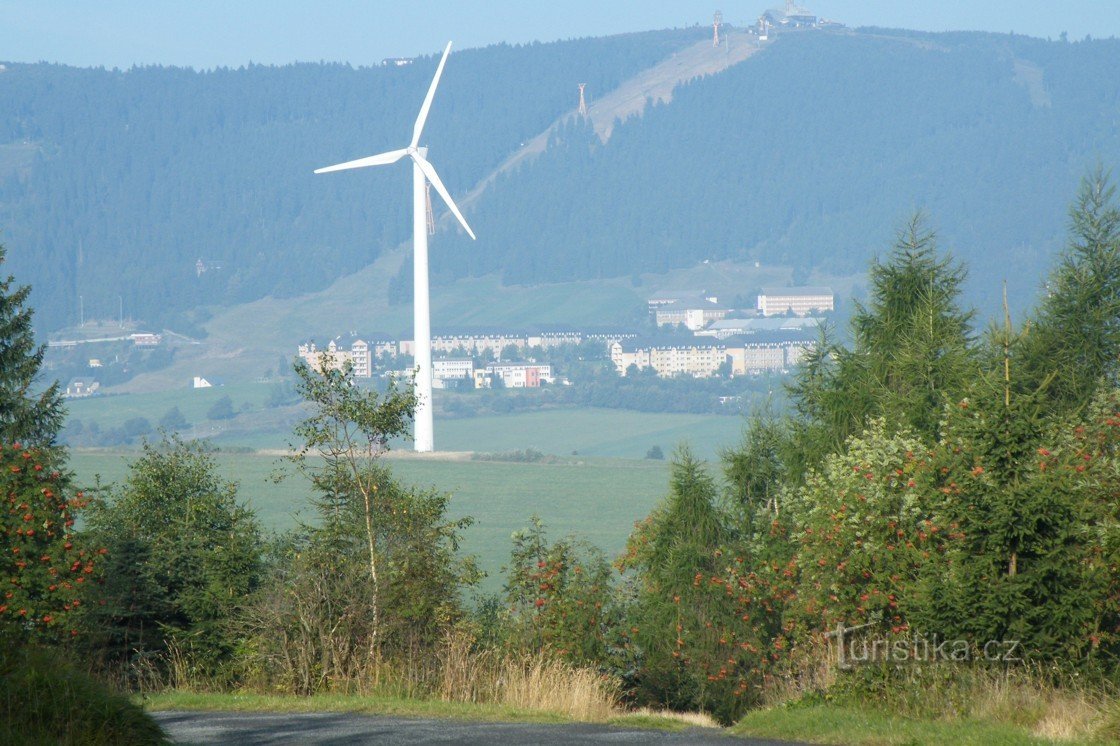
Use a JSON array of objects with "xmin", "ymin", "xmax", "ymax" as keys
[
  {"xmin": 1020, "ymin": 168, "xmax": 1120, "ymax": 414},
  {"xmin": 722, "ymin": 410, "xmax": 787, "ymax": 525},
  {"xmin": 620, "ymin": 447, "xmax": 735, "ymax": 717},
  {"xmin": 850, "ymin": 214, "xmax": 976, "ymax": 438},
  {"xmin": 787, "ymin": 215, "xmax": 975, "ymax": 468},
  {"xmin": 0, "ymin": 245, "xmax": 64, "ymax": 447},
  {"xmin": 917, "ymin": 305, "xmax": 1117, "ymax": 663},
  {"xmin": 83, "ymin": 436, "xmax": 262, "ymax": 675}
]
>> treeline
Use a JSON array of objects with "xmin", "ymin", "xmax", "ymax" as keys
[
  {"xmin": 436, "ymin": 369, "xmax": 782, "ymax": 418},
  {"xmin": 603, "ymin": 172, "xmax": 1120, "ymax": 722},
  {"xmin": 0, "ymin": 28, "xmax": 703, "ymax": 333}
]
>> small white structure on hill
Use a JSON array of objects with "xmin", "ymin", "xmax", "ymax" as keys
[{"xmin": 65, "ymin": 377, "xmax": 100, "ymax": 398}]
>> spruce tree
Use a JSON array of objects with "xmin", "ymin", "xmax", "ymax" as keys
[
  {"xmin": 0, "ymin": 245, "xmax": 64, "ymax": 447},
  {"xmin": 851, "ymin": 214, "xmax": 975, "ymax": 439},
  {"xmin": 918, "ymin": 307, "xmax": 1111, "ymax": 663},
  {"xmin": 722, "ymin": 410, "xmax": 787, "ymax": 525},
  {"xmin": 786, "ymin": 215, "xmax": 975, "ymax": 469},
  {"xmin": 1020, "ymin": 168, "xmax": 1120, "ymax": 414},
  {"xmin": 620, "ymin": 448, "xmax": 735, "ymax": 717}
]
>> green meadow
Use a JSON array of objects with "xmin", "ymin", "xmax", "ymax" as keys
[
  {"xmin": 65, "ymin": 382, "xmax": 748, "ymax": 459},
  {"xmin": 70, "ymin": 449, "xmax": 673, "ymax": 595},
  {"xmin": 66, "ymin": 386, "xmax": 749, "ymax": 593}
]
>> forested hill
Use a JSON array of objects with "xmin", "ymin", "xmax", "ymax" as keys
[
  {"xmin": 4, "ymin": 27, "xmax": 1120, "ymax": 334},
  {"xmin": 435, "ymin": 29, "xmax": 1120, "ymax": 314},
  {"xmin": 0, "ymin": 29, "xmax": 704, "ymax": 332}
]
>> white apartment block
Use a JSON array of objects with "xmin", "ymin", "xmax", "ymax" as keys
[
  {"xmin": 611, "ymin": 340, "xmax": 727, "ymax": 378},
  {"xmin": 433, "ymin": 358, "xmax": 474, "ymax": 381},
  {"xmin": 612, "ymin": 333, "xmax": 816, "ymax": 378},
  {"xmin": 756, "ymin": 287, "xmax": 834, "ymax": 317}
]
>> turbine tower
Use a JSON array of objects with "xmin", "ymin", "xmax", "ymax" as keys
[{"xmin": 315, "ymin": 41, "xmax": 475, "ymax": 453}]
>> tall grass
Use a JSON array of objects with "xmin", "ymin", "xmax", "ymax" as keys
[
  {"xmin": 0, "ymin": 642, "xmax": 167, "ymax": 745},
  {"xmin": 168, "ymin": 629, "xmax": 620, "ymax": 723},
  {"xmin": 436, "ymin": 632, "xmax": 619, "ymax": 721},
  {"xmin": 762, "ymin": 650, "xmax": 1120, "ymax": 744}
]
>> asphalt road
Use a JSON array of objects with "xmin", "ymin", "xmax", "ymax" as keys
[{"xmin": 152, "ymin": 711, "xmax": 801, "ymax": 745}]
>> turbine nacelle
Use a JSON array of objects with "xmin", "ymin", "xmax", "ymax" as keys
[{"xmin": 314, "ymin": 41, "xmax": 475, "ymax": 240}]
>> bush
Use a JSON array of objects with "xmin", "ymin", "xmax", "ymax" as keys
[
  {"xmin": 206, "ymin": 395, "xmax": 234, "ymax": 421},
  {"xmin": 83, "ymin": 436, "xmax": 262, "ymax": 684},
  {"xmin": 0, "ymin": 638, "xmax": 167, "ymax": 745},
  {"xmin": 501, "ymin": 517, "xmax": 619, "ymax": 666}
]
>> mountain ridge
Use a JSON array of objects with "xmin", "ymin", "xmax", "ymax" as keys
[{"xmin": 3, "ymin": 24, "xmax": 1119, "ymax": 340}]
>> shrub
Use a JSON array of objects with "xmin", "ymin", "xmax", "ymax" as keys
[
  {"xmin": 502, "ymin": 517, "xmax": 619, "ymax": 666},
  {"xmin": 83, "ymin": 436, "xmax": 262, "ymax": 684},
  {"xmin": 0, "ymin": 638, "xmax": 167, "ymax": 745}
]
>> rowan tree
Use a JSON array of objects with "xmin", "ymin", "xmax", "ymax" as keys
[{"xmin": 0, "ymin": 444, "xmax": 101, "ymax": 643}]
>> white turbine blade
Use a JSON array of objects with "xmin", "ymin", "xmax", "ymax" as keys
[
  {"xmin": 413, "ymin": 154, "xmax": 476, "ymax": 240},
  {"xmin": 411, "ymin": 41, "xmax": 452, "ymax": 149},
  {"xmin": 314, "ymin": 148, "xmax": 408, "ymax": 174}
]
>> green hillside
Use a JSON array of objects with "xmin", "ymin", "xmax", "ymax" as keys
[
  {"xmin": 0, "ymin": 29, "xmax": 704, "ymax": 332},
  {"xmin": 436, "ymin": 29, "xmax": 1120, "ymax": 318},
  {"xmin": 5, "ymin": 25, "xmax": 1119, "ymax": 337}
]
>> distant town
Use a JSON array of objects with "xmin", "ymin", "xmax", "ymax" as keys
[{"xmin": 292, "ymin": 286, "xmax": 832, "ymax": 392}]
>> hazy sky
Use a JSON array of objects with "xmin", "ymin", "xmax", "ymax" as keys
[{"xmin": 2, "ymin": 1, "xmax": 1118, "ymax": 70}]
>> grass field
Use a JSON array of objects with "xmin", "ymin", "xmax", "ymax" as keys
[
  {"xmin": 65, "ymin": 382, "xmax": 275, "ymax": 431},
  {"xmin": 66, "ymin": 386, "xmax": 749, "ymax": 460},
  {"xmin": 70, "ymin": 448, "xmax": 676, "ymax": 595},
  {"xmin": 67, "ymin": 390, "xmax": 747, "ymax": 594}
]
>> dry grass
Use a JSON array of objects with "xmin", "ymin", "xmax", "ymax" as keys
[
  {"xmin": 760, "ymin": 649, "xmax": 1120, "ymax": 744},
  {"xmin": 964, "ymin": 670, "xmax": 1111, "ymax": 742},
  {"xmin": 624, "ymin": 708, "xmax": 720, "ymax": 728},
  {"xmin": 436, "ymin": 631, "xmax": 620, "ymax": 721}
]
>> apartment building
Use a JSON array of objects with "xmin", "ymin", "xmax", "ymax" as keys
[
  {"xmin": 611, "ymin": 330, "xmax": 817, "ymax": 378},
  {"xmin": 756, "ymin": 287, "xmax": 834, "ymax": 317},
  {"xmin": 297, "ymin": 335, "xmax": 382, "ymax": 377},
  {"xmin": 482, "ymin": 362, "xmax": 554, "ymax": 388},
  {"xmin": 611, "ymin": 339, "xmax": 728, "ymax": 378},
  {"xmin": 653, "ymin": 297, "xmax": 730, "ymax": 331},
  {"xmin": 432, "ymin": 358, "xmax": 474, "ymax": 387}
]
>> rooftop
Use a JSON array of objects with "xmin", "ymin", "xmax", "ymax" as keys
[{"xmin": 708, "ymin": 317, "xmax": 823, "ymax": 332}]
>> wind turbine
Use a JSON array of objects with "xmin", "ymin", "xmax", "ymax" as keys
[{"xmin": 315, "ymin": 41, "xmax": 475, "ymax": 453}]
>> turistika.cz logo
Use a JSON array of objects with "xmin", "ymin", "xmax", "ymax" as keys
[{"xmin": 826, "ymin": 622, "xmax": 1023, "ymax": 669}]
